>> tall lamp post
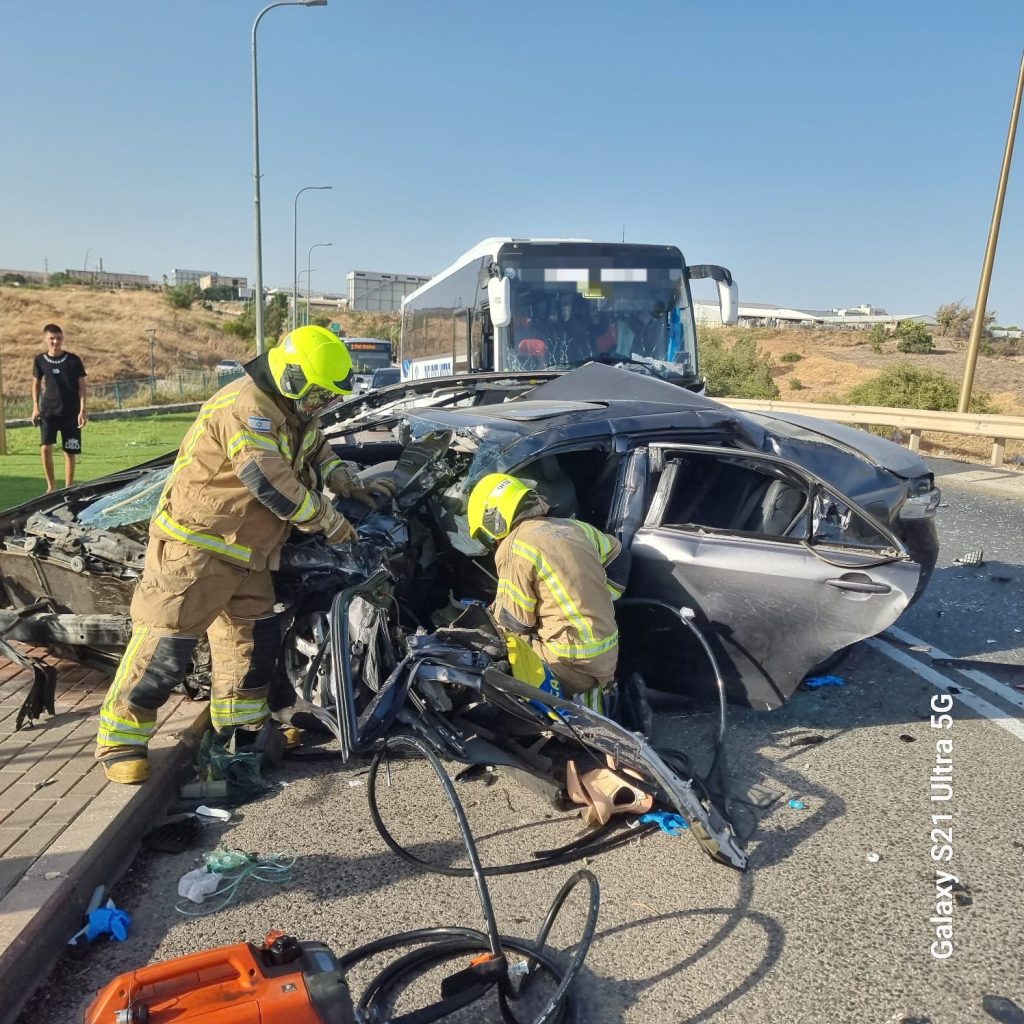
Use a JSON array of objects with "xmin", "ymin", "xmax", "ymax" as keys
[
  {"xmin": 251, "ymin": 0, "xmax": 328, "ymax": 356},
  {"xmin": 306, "ymin": 242, "xmax": 332, "ymax": 325},
  {"xmin": 292, "ymin": 185, "xmax": 332, "ymax": 330},
  {"xmin": 958, "ymin": 49, "xmax": 1024, "ymax": 413}
]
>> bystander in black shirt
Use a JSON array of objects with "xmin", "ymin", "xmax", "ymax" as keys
[{"xmin": 33, "ymin": 350, "xmax": 87, "ymax": 418}]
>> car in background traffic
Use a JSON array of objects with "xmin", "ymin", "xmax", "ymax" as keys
[
  {"xmin": 214, "ymin": 359, "xmax": 245, "ymax": 378},
  {"xmin": 365, "ymin": 366, "xmax": 401, "ymax": 392}
]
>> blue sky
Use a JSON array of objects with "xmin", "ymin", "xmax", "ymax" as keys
[{"xmin": 2, "ymin": 1, "xmax": 1022, "ymax": 322}]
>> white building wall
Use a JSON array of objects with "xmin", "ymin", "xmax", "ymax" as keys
[{"xmin": 346, "ymin": 271, "xmax": 431, "ymax": 312}]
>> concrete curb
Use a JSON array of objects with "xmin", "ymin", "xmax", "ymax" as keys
[
  {"xmin": 5, "ymin": 401, "xmax": 204, "ymax": 431},
  {"xmin": 0, "ymin": 700, "xmax": 209, "ymax": 1024}
]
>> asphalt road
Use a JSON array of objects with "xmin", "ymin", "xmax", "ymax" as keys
[{"xmin": 20, "ymin": 460, "xmax": 1024, "ymax": 1024}]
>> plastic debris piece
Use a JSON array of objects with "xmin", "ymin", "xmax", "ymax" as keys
[
  {"xmin": 787, "ymin": 799, "xmax": 807, "ymax": 810},
  {"xmin": 196, "ymin": 805, "xmax": 232, "ymax": 822},
  {"xmin": 638, "ymin": 811, "xmax": 689, "ymax": 835},
  {"xmin": 348, "ymin": 779, "xmax": 366, "ymax": 788},
  {"xmin": 178, "ymin": 867, "xmax": 225, "ymax": 904},
  {"xmin": 85, "ymin": 905, "xmax": 132, "ymax": 942},
  {"xmin": 866, "ymin": 851, "xmax": 881, "ymax": 863},
  {"xmin": 955, "ymin": 549, "xmax": 984, "ymax": 566},
  {"xmin": 804, "ymin": 675, "xmax": 844, "ymax": 689}
]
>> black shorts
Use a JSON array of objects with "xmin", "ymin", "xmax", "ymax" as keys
[{"xmin": 39, "ymin": 416, "xmax": 82, "ymax": 454}]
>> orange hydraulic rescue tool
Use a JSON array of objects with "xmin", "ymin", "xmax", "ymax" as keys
[{"xmin": 83, "ymin": 931, "xmax": 356, "ymax": 1023}]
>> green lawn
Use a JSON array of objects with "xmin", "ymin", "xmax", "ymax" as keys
[{"xmin": 0, "ymin": 414, "xmax": 193, "ymax": 512}]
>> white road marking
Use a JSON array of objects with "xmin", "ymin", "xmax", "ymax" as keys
[
  {"xmin": 885, "ymin": 624, "xmax": 1024, "ymax": 713},
  {"xmin": 867, "ymin": 638, "xmax": 1024, "ymax": 744}
]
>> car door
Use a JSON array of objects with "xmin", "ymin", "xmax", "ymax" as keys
[{"xmin": 624, "ymin": 444, "xmax": 920, "ymax": 709}]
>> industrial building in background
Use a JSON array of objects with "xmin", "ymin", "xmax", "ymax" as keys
[{"xmin": 346, "ymin": 270, "xmax": 430, "ymax": 312}]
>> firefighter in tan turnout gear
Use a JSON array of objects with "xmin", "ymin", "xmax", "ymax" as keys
[
  {"xmin": 95, "ymin": 326, "xmax": 395, "ymax": 784},
  {"xmin": 467, "ymin": 473, "xmax": 629, "ymax": 705}
]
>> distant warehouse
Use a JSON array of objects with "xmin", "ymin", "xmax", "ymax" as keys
[{"xmin": 346, "ymin": 270, "xmax": 430, "ymax": 313}]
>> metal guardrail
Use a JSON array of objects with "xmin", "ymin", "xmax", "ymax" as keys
[{"xmin": 724, "ymin": 398, "xmax": 1024, "ymax": 467}]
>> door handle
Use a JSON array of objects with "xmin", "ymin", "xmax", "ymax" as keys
[{"xmin": 825, "ymin": 577, "xmax": 891, "ymax": 595}]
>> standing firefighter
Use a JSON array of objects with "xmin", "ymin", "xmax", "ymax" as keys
[
  {"xmin": 95, "ymin": 326, "xmax": 395, "ymax": 783},
  {"xmin": 467, "ymin": 473, "xmax": 629, "ymax": 708}
]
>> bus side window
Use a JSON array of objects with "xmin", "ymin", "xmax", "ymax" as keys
[{"xmin": 476, "ymin": 310, "xmax": 494, "ymax": 371}]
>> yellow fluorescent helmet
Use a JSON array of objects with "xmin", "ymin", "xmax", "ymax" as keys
[
  {"xmin": 467, "ymin": 473, "xmax": 534, "ymax": 541},
  {"xmin": 268, "ymin": 325, "xmax": 354, "ymax": 402}
]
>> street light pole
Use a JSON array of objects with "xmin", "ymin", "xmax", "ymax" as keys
[
  {"xmin": 251, "ymin": 0, "xmax": 328, "ymax": 356},
  {"xmin": 306, "ymin": 242, "xmax": 332, "ymax": 326},
  {"xmin": 292, "ymin": 185, "xmax": 332, "ymax": 330},
  {"xmin": 959, "ymin": 49, "xmax": 1024, "ymax": 413}
]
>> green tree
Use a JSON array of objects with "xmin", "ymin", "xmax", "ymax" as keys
[
  {"xmin": 934, "ymin": 301, "xmax": 996, "ymax": 339},
  {"xmin": 48, "ymin": 272, "xmax": 71, "ymax": 287},
  {"xmin": 894, "ymin": 320, "xmax": 934, "ymax": 353},
  {"xmin": 265, "ymin": 293, "xmax": 289, "ymax": 342},
  {"xmin": 699, "ymin": 329, "xmax": 780, "ymax": 399}
]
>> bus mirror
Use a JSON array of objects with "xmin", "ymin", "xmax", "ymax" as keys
[
  {"xmin": 718, "ymin": 279, "xmax": 739, "ymax": 325},
  {"xmin": 689, "ymin": 264, "xmax": 738, "ymax": 325},
  {"xmin": 488, "ymin": 276, "xmax": 511, "ymax": 328}
]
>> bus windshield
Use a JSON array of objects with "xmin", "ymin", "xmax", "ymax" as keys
[
  {"xmin": 344, "ymin": 339, "xmax": 393, "ymax": 374},
  {"xmin": 499, "ymin": 248, "xmax": 697, "ymax": 382}
]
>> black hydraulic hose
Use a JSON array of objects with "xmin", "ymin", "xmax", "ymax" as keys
[
  {"xmin": 345, "ymin": 734, "xmax": 601, "ymax": 1024},
  {"xmin": 616, "ymin": 597, "xmax": 731, "ymax": 805},
  {"xmin": 616, "ymin": 598, "xmax": 727, "ymax": 760},
  {"xmin": 368, "ymin": 744, "xmax": 658, "ymax": 876}
]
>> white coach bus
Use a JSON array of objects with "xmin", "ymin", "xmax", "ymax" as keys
[{"xmin": 399, "ymin": 237, "xmax": 737, "ymax": 391}]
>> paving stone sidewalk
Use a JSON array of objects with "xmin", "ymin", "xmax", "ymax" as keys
[{"xmin": 0, "ymin": 647, "xmax": 208, "ymax": 1024}]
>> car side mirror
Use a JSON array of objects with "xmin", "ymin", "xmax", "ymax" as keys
[{"xmin": 488, "ymin": 276, "xmax": 511, "ymax": 328}]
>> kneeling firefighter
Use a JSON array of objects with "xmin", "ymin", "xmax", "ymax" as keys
[
  {"xmin": 95, "ymin": 326, "xmax": 396, "ymax": 784},
  {"xmin": 467, "ymin": 473, "xmax": 629, "ymax": 711}
]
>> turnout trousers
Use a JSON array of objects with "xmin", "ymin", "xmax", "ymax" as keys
[{"xmin": 95, "ymin": 538, "xmax": 278, "ymax": 761}]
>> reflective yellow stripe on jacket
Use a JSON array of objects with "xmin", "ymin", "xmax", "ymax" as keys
[
  {"xmin": 574, "ymin": 520, "xmax": 622, "ymax": 599},
  {"xmin": 510, "ymin": 538, "xmax": 618, "ymax": 660},
  {"xmin": 153, "ymin": 510, "xmax": 253, "ymax": 565}
]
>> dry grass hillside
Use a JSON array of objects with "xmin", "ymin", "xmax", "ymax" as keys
[
  {"xmin": 0, "ymin": 285, "xmax": 388, "ymax": 398},
  {"xmin": 3, "ymin": 285, "xmax": 1021, "ymax": 463},
  {"xmin": 750, "ymin": 326, "xmax": 1024, "ymax": 414}
]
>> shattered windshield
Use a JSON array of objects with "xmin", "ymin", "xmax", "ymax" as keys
[
  {"xmin": 500, "ymin": 250, "xmax": 697, "ymax": 383},
  {"xmin": 78, "ymin": 468, "xmax": 169, "ymax": 528}
]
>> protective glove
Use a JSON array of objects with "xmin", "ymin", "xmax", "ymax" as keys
[
  {"xmin": 321, "ymin": 503, "xmax": 357, "ymax": 545},
  {"xmin": 348, "ymin": 475, "xmax": 399, "ymax": 508}
]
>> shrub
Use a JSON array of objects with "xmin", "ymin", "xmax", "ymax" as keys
[
  {"xmin": 894, "ymin": 320, "xmax": 934, "ymax": 353},
  {"xmin": 780, "ymin": 351, "xmax": 802, "ymax": 363},
  {"xmin": 788, "ymin": 378, "xmax": 805, "ymax": 390},
  {"xmin": 699, "ymin": 328, "xmax": 780, "ymax": 399},
  {"xmin": 165, "ymin": 284, "xmax": 199, "ymax": 310},
  {"xmin": 845, "ymin": 362, "xmax": 996, "ymax": 413},
  {"xmin": 867, "ymin": 324, "xmax": 887, "ymax": 353}
]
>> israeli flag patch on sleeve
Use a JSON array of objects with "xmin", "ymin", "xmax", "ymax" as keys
[{"xmin": 248, "ymin": 416, "xmax": 274, "ymax": 433}]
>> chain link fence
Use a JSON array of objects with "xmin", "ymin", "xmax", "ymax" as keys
[{"xmin": 4, "ymin": 367, "xmax": 245, "ymax": 421}]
